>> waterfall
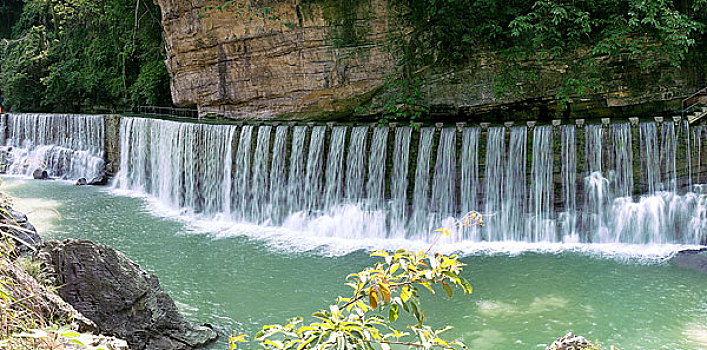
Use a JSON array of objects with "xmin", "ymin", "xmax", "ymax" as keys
[
  {"xmin": 431, "ymin": 128, "xmax": 457, "ymax": 221},
  {"xmin": 611, "ymin": 123, "xmax": 633, "ymax": 198},
  {"xmin": 270, "ymin": 126, "xmax": 289, "ymax": 223},
  {"xmin": 500, "ymin": 126, "xmax": 528, "ymax": 241},
  {"xmin": 483, "ymin": 127, "xmax": 506, "ymax": 240},
  {"xmin": 389, "ymin": 127, "xmax": 411, "ymax": 238},
  {"xmin": 234, "ymin": 125, "xmax": 254, "ymax": 220},
  {"xmin": 640, "ymin": 122, "xmax": 662, "ymax": 193},
  {"xmin": 1, "ymin": 113, "xmax": 105, "ymax": 180},
  {"xmin": 346, "ymin": 127, "xmax": 368, "ymax": 200},
  {"xmin": 410, "ymin": 127, "xmax": 435, "ymax": 236},
  {"xmin": 530, "ymin": 126, "xmax": 555, "ymax": 242},
  {"xmin": 662, "ymin": 121, "xmax": 678, "ymax": 192},
  {"xmin": 287, "ymin": 126, "xmax": 307, "ymax": 213},
  {"xmin": 367, "ymin": 127, "xmax": 389, "ymax": 209},
  {"xmin": 115, "ymin": 118, "xmax": 237, "ymax": 217},
  {"xmin": 4, "ymin": 113, "xmax": 703, "ymax": 248},
  {"xmin": 560, "ymin": 125, "xmax": 577, "ymax": 240},
  {"xmin": 0, "ymin": 113, "xmax": 688, "ymax": 248},
  {"xmin": 304, "ymin": 126, "xmax": 326, "ymax": 212},
  {"xmin": 251, "ymin": 126, "xmax": 272, "ymax": 221},
  {"xmin": 324, "ymin": 127, "xmax": 347, "ymax": 209},
  {"xmin": 459, "ymin": 127, "xmax": 480, "ymax": 241}
]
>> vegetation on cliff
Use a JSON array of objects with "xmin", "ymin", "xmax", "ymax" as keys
[
  {"xmin": 397, "ymin": 0, "xmax": 707, "ymax": 116},
  {"xmin": 0, "ymin": 0, "xmax": 171, "ymax": 113}
]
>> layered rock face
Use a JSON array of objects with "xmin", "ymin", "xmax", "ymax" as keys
[
  {"xmin": 157, "ymin": 0, "xmax": 397, "ymax": 119},
  {"xmin": 156, "ymin": 0, "xmax": 705, "ymax": 120}
]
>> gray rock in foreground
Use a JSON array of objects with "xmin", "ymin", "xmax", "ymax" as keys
[
  {"xmin": 671, "ymin": 249, "xmax": 707, "ymax": 273},
  {"xmin": 546, "ymin": 332, "xmax": 593, "ymax": 350},
  {"xmin": 1, "ymin": 208, "xmax": 41, "ymax": 255},
  {"xmin": 37, "ymin": 239, "xmax": 218, "ymax": 350},
  {"xmin": 32, "ymin": 168, "xmax": 48, "ymax": 179}
]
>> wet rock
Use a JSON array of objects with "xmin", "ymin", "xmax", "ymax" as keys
[
  {"xmin": 0, "ymin": 208, "xmax": 41, "ymax": 255},
  {"xmin": 546, "ymin": 332, "xmax": 593, "ymax": 350},
  {"xmin": 87, "ymin": 175, "xmax": 106, "ymax": 186},
  {"xmin": 76, "ymin": 178, "xmax": 88, "ymax": 186},
  {"xmin": 671, "ymin": 249, "xmax": 707, "ymax": 273},
  {"xmin": 37, "ymin": 239, "xmax": 219, "ymax": 350},
  {"xmin": 32, "ymin": 168, "xmax": 48, "ymax": 179}
]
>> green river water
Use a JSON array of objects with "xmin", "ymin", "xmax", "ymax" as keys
[{"xmin": 2, "ymin": 177, "xmax": 706, "ymax": 350}]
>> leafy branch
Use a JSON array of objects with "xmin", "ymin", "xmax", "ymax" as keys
[{"xmin": 232, "ymin": 211, "xmax": 485, "ymax": 350}]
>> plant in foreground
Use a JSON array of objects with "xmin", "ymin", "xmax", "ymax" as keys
[{"xmin": 231, "ymin": 212, "xmax": 485, "ymax": 350}]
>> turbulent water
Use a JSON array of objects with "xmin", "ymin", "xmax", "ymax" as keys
[
  {"xmin": 2, "ymin": 178, "xmax": 706, "ymax": 350},
  {"xmin": 1, "ymin": 114, "xmax": 706, "ymax": 349},
  {"xmin": 0, "ymin": 113, "xmax": 105, "ymax": 180},
  {"xmin": 113, "ymin": 117, "xmax": 706, "ymax": 247},
  {"xmin": 0, "ymin": 113, "xmax": 705, "ymax": 250}
]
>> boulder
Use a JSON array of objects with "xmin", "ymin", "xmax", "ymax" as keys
[
  {"xmin": 0, "ymin": 208, "xmax": 41, "ymax": 255},
  {"xmin": 32, "ymin": 168, "xmax": 49, "ymax": 179},
  {"xmin": 546, "ymin": 332, "xmax": 593, "ymax": 350},
  {"xmin": 37, "ymin": 239, "xmax": 218, "ymax": 350},
  {"xmin": 87, "ymin": 175, "xmax": 106, "ymax": 186},
  {"xmin": 671, "ymin": 249, "xmax": 707, "ymax": 273},
  {"xmin": 76, "ymin": 178, "xmax": 88, "ymax": 186},
  {"xmin": 1, "ymin": 243, "xmax": 97, "ymax": 333}
]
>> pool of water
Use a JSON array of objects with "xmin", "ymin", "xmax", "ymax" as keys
[{"xmin": 2, "ymin": 177, "xmax": 706, "ymax": 350}]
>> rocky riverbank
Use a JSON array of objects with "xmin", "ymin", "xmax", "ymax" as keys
[
  {"xmin": 0, "ymin": 195, "xmax": 218, "ymax": 350},
  {"xmin": 37, "ymin": 239, "xmax": 219, "ymax": 350}
]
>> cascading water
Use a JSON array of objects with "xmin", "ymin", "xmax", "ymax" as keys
[
  {"xmin": 459, "ymin": 127, "xmax": 480, "ymax": 241},
  {"xmin": 430, "ymin": 128, "xmax": 457, "ymax": 223},
  {"xmin": 640, "ymin": 122, "xmax": 662, "ymax": 193},
  {"xmin": 483, "ymin": 127, "xmax": 506, "ymax": 240},
  {"xmin": 1, "ymin": 113, "xmax": 105, "ymax": 180},
  {"xmin": 324, "ymin": 127, "xmax": 346, "ymax": 209},
  {"xmin": 345, "ymin": 127, "xmax": 368, "ymax": 200},
  {"xmin": 367, "ymin": 127, "xmax": 389, "ymax": 209},
  {"xmin": 6, "ymin": 114, "xmax": 701, "ymax": 248},
  {"xmin": 529, "ymin": 126, "xmax": 554, "ymax": 242},
  {"xmin": 611, "ymin": 123, "xmax": 633, "ymax": 198},
  {"xmin": 389, "ymin": 127, "xmax": 412, "ymax": 238},
  {"xmin": 560, "ymin": 125, "xmax": 577, "ymax": 241},
  {"xmin": 501, "ymin": 126, "xmax": 528, "ymax": 241},
  {"xmin": 410, "ymin": 127, "xmax": 435, "ymax": 237},
  {"xmin": 662, "ymin": 121, "xmax": 678, "ymax": 192}
]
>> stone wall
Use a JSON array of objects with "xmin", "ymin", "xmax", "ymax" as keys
[
  {"xmin": 155, "ymin": 0, "xmax": 706, "ymax": 121},
  {"xmin": 104, "ymin": 115, "xmax": 121, "ymax": 176}
]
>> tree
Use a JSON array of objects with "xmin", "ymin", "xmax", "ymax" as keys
[{"xmin": 0, "ymin": 0, "xmax": 171, "ymax": 113}]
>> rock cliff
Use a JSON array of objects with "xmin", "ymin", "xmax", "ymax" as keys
[
  {"xmin": 156, "ymin": 0, "xmax": 397, "ymax": 119},
  {"xmin": 155, "ymin": 0, "xmax": 705, "ymax": 121}
]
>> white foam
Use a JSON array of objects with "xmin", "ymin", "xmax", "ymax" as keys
[{"xmin": 105, "ymin": 186, "xmax": 704, "ymax": 260}]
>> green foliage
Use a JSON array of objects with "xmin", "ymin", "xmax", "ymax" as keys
[
  {"xmin": 251, "ymin": 249, "xmax": 471, "ymax": 350},
  {"xmin": 201, "ymin": 0, "xmax": 283, "ymax": 23},
  {"xmin": 405, "ymin": 0, "xmax": 706, "ymax": 106},
  {"xmin": 360, "ymin": 75, "xmax": 428, "ymax": 127},
  {"xmin": 0, "ymin": 0, "xmax": 171, "ymax": 113},
  {"xmin": 0, "ymin": 0, "xmax": 23, "ymax": 39},
  {"xmin": 231, "ymin": 213, "xmax": 486, "ymax": 350}
]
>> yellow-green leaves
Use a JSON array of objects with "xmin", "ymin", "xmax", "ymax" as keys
[
  {"xmin": 368, "ymin": 286, "xmax": 379, "ymax": 309},
  {"xmin": 253, "ymin": 222, "xmax": 475, "ymax": 350},
  {"xmin": 400, "ymin": 285, "xmax": 413, "ymax": 302},
  {"xmin": 229, "ymin": 333, "xmax": 247, "ymax": 350},
  {"xmin": 442, "ymin": 282, "xmax": 453, "ymax": 298},
  {"xmin": 388, "ymin": 303, "xmax": 399, "ymax": 322}
]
